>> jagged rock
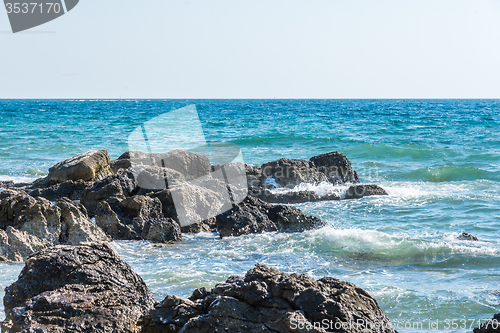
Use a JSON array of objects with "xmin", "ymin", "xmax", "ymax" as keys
[
  {"xmin": 252, "ymin": 189, "xmax": 341, "ymax": 204},
  {"xmin": 0, "ymin": 181, "xmax": 15, "ymax": 189},
  {"xmin": 56, "ymin": 198, "xmax": 110, "ymax": 245},
  {"xmin": 141, "ymin": 218, "xmax": 182, "ymax": 243},
  {"xmin": 0, "ymin": 226, "xmax": 47, "ymax": 262},
  {"xmin": 458, "ymin": 232, "xmax": 478, "ymax": 241},
  {"xmin": 309, "ymin": 151, "xmax": 360, "ymax": 184},
  {"xmin": 81, "ymin": 168, "xmax": 137, "ymax": 216},
  {"xmin": 474, "ymin": 314, "xmax": 500, "ymax": 333},
  {"xmin": 344, "ymin": 185, "xmax": 388, "ymax": 199},
  {"xmin": 261, "ymin": 158, "xmax": 329, "ymax": 188},
  {"xmin": 26, "ymin": 179, "xmax": 89, "ymax": 201},
  {"xmin": 215, "ymin": 196, "xmax": 326, "ymax": 238},
  {"xmin": 48, "ymin": 150, "xmax": 112, "ymax": 182},
  {"xmin": 119, "ymin": 149, "xmax": 211, "ymax": 181},
  {"xmin": 0, "ymin": 189, "xmax": 61, "ymax": 243},
  {"xmin": 95, "ymin": 201, "xmax": 127, "ymax": 239},
  {"xmin": 1, "ymin": 242, "xmax": 156, "ymax": 333},
  {"xmin": 142, "ymin": 264, "xmax": 395, "ymax": 333},
  {"xmin": 181, "ymin": 217, "xmax": 216, "ymax": 234}
]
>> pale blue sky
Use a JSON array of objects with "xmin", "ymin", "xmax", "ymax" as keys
[{"xmin": 1, "ymin": 0, "xmax": 499, "ymax": 98}]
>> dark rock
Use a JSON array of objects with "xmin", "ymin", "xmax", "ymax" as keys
[
  {"xmin": 309, "ymin": 151, "xmax": 360, "ymax": 184},
  {"xmin": 141, "ymin": 218, "xmax": 182, "ymax": 243},
  {"xmin": 344, "ymin": 185, "xmax": 388, "ymax": 200},
  {"xmin": 142, "ymin": 264, "xmax": 395, "ymax": 333},
  {"xmin": 48, "ymin": 150, "xmax": 112, "ymax": 183},
  {"xmin": 0, "ymin": 181, "xmax": 15, "ymax": 189},
  {"xmin": 180, "ymin": 217, "xmax": 216, "ymax": 234},
  {"xmin": 81, "ymin": 168, "xmax": 137, "ymax": 216},
  {"xmin": 252, "ymin": 189, "xmax": 341, "ymax": 204},
  {"xmin": 1, "ymin": 242, "xmax": 156, "ymax": 333},
  {"xmin": 260, "ymin": 158, "xmax": 329, "ymax": 188},
  {"xmin": 27, "ymin": 179, "xmax": 89, "ymax": 201},
  {"xmin": 95, "ymin": 201, "xmax": 129, "ymax": 240},
  {"xmin": 458, "ymin": 232, "xmax": 479, "ymax": 241},
  {"xmin": 474, "ymin": 313, "xmax": 500, "ymax": 333},
  {"xmin": 215, "ymin": 196, "xmax": 326, "ymax": 238}
]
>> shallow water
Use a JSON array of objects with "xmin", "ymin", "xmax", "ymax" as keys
[{"xmin": 1, "ymin": 99, "xmax": 499, "ymax": 332}]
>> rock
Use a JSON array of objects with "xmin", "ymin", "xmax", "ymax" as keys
[
  {"xmin": 474, "ymin": 314, "xmax": 500, "ymax": 333},
  {"xmin": 81, "ymin": 168, "xmax": 137, "ymax": 216},
  {"xmin": 0, "ymin": 181, "xmax": 15, "ymax": 189},
  {"xmin": 26, "ymin": 179, "xmax": 89, "ymax": 201},
  {"xmin": 142, "ymin": 218, "xmax": 182, "ymax": 243},
  {"xmin": 252, "ymin": 189, "xmax": 341, "ymax": 204},
  {"xmin": 120, "ymin": 149, "xmax": 211, "ymax": 181},
  {"xmin": 260, "ymin": 158, "xmax": 329, "ymax": 188},
  {"xmin": 48, "ymin": 150, "xmax": 112, "ymax": 182},
  {"xmin": 309, "ymin": 151, "xmax": 360, "ymax": 184},
  {"xmin": 95, "ymin": 201, "xmax": 128, "ymax": 239},
  {"xmin": 215, "ymin": 196, "xmax": 326, "ymax": 238},
  {"xmin": 344, "ymin": 185, "xmax": 388, "ymax": 200},
  {"xmin": 56, "ymin": 198, "xmax": 110, "ymax": 245},
  {"xmin": 0, "ymin": 189, "xmax": 61, "ymax": 243},
  {"xmin": 458, "ymin": 232, "xmax": 478, "ymax": 241},
  {"xmin": 181, "ymin": 217, "xmax": 216, "ymax": 234},
  {"xmin": 1, "ymin": 242, "xmax": 156, "ymax": 333},
  {"xmin": 142, "ymin": 264, "xmax": 395, "ymax": 333},
  {"xmin": 0, "ymin": 226, "xmax": 47, "ymax": 262}
]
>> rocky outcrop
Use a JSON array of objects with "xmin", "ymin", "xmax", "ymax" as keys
[
  {"xmin": 27, "ymin": 179, "xmax": 89, "ymax": 201},
  {"xmin": 252, "ymin": 189, "xmax": 340, "ymax": 204},
  {"xmin": 0, "ymin": 190, "xmax": 109, "ymax": 262},
  {"xmin": 141, "ymin": 218, "xmax": 182, "ymax": 243},
  {"xmin": 309, "ymin": 151, "xmax": 360, "ymax": 184},
  {"xmin": 1, "ymin": 242, "xmax": 156, "ymax": 333},
  {"xmin": 215, "ymin": 196, "xmax": 326, "ymax": 238},
  {"xmin": 48, "ymin": 150, "xmax": 112, "ymax": 182},
  {"xmin": 474, "ymin": 314, "xmax": 500, "ymax": 333},
  {"xmin": 142, "ymin": 263, "xmax": 395, "ymax": 333}
]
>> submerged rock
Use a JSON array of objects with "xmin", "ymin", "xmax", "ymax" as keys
[
  {"xmin": 458, "ymin": 232, "xmax": 479, "ymax": 241},
  {"xmin": 344, "ymin": 185, "xmax": 388, "ymax": 200},
  {"xmin": 142, "ymin": 264, "xmax": 396, "ymax": 333},
  {"xmin": 215, "ymin": 196, "xmax": 326, "ymax": 238},
  {"xmin": 1, "ymin": 242, "xmax": 156, "ymax": 333},
  {"xmin": 48, "ymin": 150, "xmax": 112, "ymax": 182}
]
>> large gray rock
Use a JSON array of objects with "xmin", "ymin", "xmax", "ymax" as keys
[
  {"xmin": 48, "ymin": 150, "xmax": 112, "ymax": 182},
  {"xmin": 0, "ymin": 226, "xmax": 47, "ymax": 262},
  {"xmin": 215, "ymin": 196, "xmax": 326, "ymax": 238},
  {"xmin": 141, "ymin": 218, "xmax": 182, "ymax": 243},
  {"xmin": 142, "ymin": 264, "xmax": 395, "ymax": 333},
  {"xmin": 1, "ymin": 242, "xmax": 156, "ymax": 333}
]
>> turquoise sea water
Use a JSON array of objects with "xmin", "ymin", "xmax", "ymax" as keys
[{"xmin": 0, "ymin": 99, "xmax": 499, "ymax": 331}]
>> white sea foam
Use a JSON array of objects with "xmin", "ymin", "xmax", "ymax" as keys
[{"xmin": 0, "ymin": 175, "xmax": 37, "ymax": 184}]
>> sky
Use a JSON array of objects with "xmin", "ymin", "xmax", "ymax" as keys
[{"xmin": 1, "ymin": 0, "xmax": 500, "ymax": 99}]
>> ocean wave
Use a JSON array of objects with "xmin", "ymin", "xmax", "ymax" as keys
[{"xmin": 406, "ymin": 166, "xmax": 500, "ymax": 182}]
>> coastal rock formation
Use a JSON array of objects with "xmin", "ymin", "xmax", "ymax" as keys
[
  {"xmin": 1, "ymin": 242, "xmax": 156, "ymax": 333},
  {"xmin": 458, "ymin": 232, "xmax": 479, "ymax": 241},
  {"xmin": 142, "ymin": 263, "xmax": 396, "ymax": 333},
  {"xmin": 309, "ymin": 151, "xmax": 360, "ymax": 184},
  {"xmin": 474, "ymin": 314, "xmax": 500, "ymax": 333},
  {"xmin": 0, "ymin": 189, "xmax": 109, "ymax": 262},
  {"xmin": 141, "ymin": 217, "xmax": 182, "ymax": 243},
  {"xmin": 48, "ymin": 150, "xmax": 112, "ymax": 182},
  {"xmin": 215, "ymin": 196, "xmax": 326, "ymax": 238},
  {"xmin": 344, "ymin": 185, "xmax": 388, "ymax": 200}
]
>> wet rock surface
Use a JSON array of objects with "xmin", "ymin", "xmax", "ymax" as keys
[
  {"xmin": 215, "ymin": 196, "xmax": 326, "ymax": 238},
  {"xmin": 344, "ymin": 185, "xmax": 388, "ymax": 200},
  {"xmin": 1, "ymin": 242, "xmax": 156, "ymax": 333},
  {"xmin": 142, "ymin": 263, "xmax": 396, "ymax": 333},
  {"xmin": 458, "ymin": 232, "xmax": 479, "ymax": 241}
]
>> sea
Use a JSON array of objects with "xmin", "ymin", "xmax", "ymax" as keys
[{"xmin": 0, "ymin": 99, "xmax": 499, "ymax": 332}]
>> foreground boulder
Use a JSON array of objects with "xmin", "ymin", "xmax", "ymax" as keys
[
  {"xmin": 2, "ymin": 242, "xmax": 156, "ymax": 333},
  {"xmin": 474, "ymin": 314, "xmax": 500, "ymax": 333},
  {"xmin": 216, "ymin": 196, "xmax": 326, "ymax": 238},
  {"xmin": 142, "ymin": 264, "xmax": 395, "ymax": 333},
  {"xmin": 0, "ymin": 190, "xmax": 109, "ymax": 262}
]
